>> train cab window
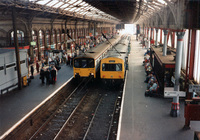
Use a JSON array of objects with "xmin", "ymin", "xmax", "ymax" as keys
[
  {"xmin": 102, "ymin": 63, "xmax": 122, "ymax": 71},
  {"xmin": 74, "ymin": 59, "xmax": 80, "ymax": 68},
  {"xmin": 87, "ymin": 59, "xmax": 94, "ymax": 68},
  {"xmin": 82, "ymin": 60, "xmax": 87, "ymax": 68},
  {"xmin": 74, "ymin": 58, "xmax": 94, "ymax": 68}
]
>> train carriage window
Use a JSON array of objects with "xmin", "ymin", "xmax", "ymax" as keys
[{"xmin": 102, "ymin": 63, "xmax": 122, "ymax": 71}]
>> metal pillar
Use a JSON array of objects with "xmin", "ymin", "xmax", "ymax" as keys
[
  {"xmin": 170, "ymin": 31, "xmax": 185, "ymax": 117},
  {"xmin": 94, "ymin": 22, "xmax": 96, "ymax": 45},
  {"xmin": 36, "ymin": 31, "xmax": 41, "ymax": 61},
  {"xmin": 12, "ymin": 4, "xmax": 22, "ymax": 90},
  {"xmin": 163, "ymin": 30, "xmax": 168, "ymax": 56},
  {"xmin": 155, "ymin": 29, "xmax": 158, "ymax": 46},
  {"xmin": 147, "ymin": 28, "xmax": 150, "ymax": 49},
  {"xmin": 151, "ymin": 28, "xmax": 153, "ymax": 39}
]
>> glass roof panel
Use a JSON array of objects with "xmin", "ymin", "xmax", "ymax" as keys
[
  {"xmin": 29, "ymin": 0, "xmax": 120, "ymax": 23},
  {"xmin": 36, "ymin": 0, "xmax": 51, "ymax": 5},
  {"xmin": 68, "ymin": 0, "xmax": 78, "ymax": 4},
  {"xmin": 68, "ymin": 7, "xmax": 77, "ymax": 12},
  {"xmin": 53, "ymin": 2, "xmax": 64, "ymax": 8},
  {"xmin": 60, "ymin": 3, "xmax": 69, "ymax": 9},
  {"xmin": 46, "ymin": 0, "xmax": 59, "ymax": 6}
]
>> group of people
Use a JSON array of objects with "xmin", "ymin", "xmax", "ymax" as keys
[
  {"xmin": 143, "ymin": 54, "xmax": 159, "ymax": 97},
  {"xmin": 40, "ymin": 66, "xmax": 57, "ymax": 85}
]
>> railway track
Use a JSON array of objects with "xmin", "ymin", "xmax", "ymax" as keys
[
  {"xmin": 2, "ymin": 78, "xmax": 124, "ymax": 140},
  {"xmin": 30, "ymin": 77, "xmax": 92, "ymax": 140},
  {"xmin": 49, "ymin": 80, "xmax": 123, "ymax": 140}
]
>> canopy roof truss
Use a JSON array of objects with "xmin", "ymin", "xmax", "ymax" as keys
[{"xmin": 0, "ymin": 0, "xmax": 120, "ymax": 23}]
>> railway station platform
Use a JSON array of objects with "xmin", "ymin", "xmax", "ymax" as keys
[
  {"xmin": 117, "ymin": 36, "xmax": 200, "ymax": 140},
  {"xmin": 0, "ymin": 63, "xmax": 73, "ymax": 136}
]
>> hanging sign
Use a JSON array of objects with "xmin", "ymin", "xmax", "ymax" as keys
[{"xmin": 30, "ymin": 41, "xmax": 36, "ymax": 46}]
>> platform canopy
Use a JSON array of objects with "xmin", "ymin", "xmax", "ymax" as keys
[{"xmin": 0, "ymin": 0, "xmax": 175, "ymax": 24}]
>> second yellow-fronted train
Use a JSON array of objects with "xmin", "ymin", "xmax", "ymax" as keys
[{"xmin": 100, "ymin": 35, "xmax": 130, "ymax": 84}]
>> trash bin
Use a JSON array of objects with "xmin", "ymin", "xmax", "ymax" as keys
[{"xmin": 22, "ymin": 76, "xmax": 27, "ymax": 86}]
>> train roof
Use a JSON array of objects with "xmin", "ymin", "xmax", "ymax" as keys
[
  {"xmin": 0, "ymin": 49, "xmax": 27, "ymax": 54},
  {"xmin": 75, "ymin": 35, "xmax": 121, "ymax": 59},
  {"xmin": 0, "ymin": 49, "xmax": 14, "ymax": 54},
  {"xmin": 103, "ymin": 36, "xmax": 129, "ymax": 60}
]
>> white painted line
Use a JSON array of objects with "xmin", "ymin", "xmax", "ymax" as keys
[
  {"xmin": 0, "ymin": 77, "xmax": 73, "ymax": 140},
  {"xmin": 117, "ymin": 70, "xmax": 128, "ymax": 140}
]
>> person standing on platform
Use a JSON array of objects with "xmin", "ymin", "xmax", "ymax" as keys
[
  {"xmin": 30, "ymin": 64, "xmax": 34, "ymax": 78},
  {"xmin": 67, "ymin": 55, "xmax": 70, "ymax": 65},
  {"xmin": 36, "ymin": 61, "xmax": 40, "ymax": 73},
  {"xmin": 150, "ymin": 38, "xmax": 155, "ymax": 45},
  {"xmin": 45, "ymin": 68, "xmax": 50, "ymax": 85},
  {"xmin": 65, "ymin": 53, "xmax": 68, "ymax": 66},
  {"xmin": 51, "ymin": 67, "xmax": 57, "ymax": 84},
  {"xmin": 40, "ymin": 67, "xmax": 45, "ymax": 84}
]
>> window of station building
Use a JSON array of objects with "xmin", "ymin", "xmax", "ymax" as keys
[
  {"xmin": 53, "ymin": 30, "xmax": 56, "ymax": 45},
  {"xmin": 46, "ymin": 30, "xmax": 50, "ymax": 47},
  {"xmin": 39, "ymin": 30, "xmax": 45, "ymax": 58},
  {"xmin": 10, "ymin": 30, "xmax": 25, "ymax": 46},
  {"xmin": 39, "ymin": 30, "xmax": 44, "ymax": 47},
  {"xmin": 57, "ymin": 29, "xmax": 61, "ymax": 43},
  {"xmin": 32, "ymin": 30, "xmax": 38, "ymax": 60},
  {"xmin": 102, "ymin": 63, "xmax": 122, "ymax": 71}
]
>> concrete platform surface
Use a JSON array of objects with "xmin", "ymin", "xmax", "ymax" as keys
[
  {"xmin": 118, "ymin": 36, "xmax": 200, "ymax": 140},
  {"xmin": 0, "ymin": 64, "xmax": 73, "ymax": 136}
]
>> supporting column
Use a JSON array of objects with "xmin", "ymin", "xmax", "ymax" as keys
[
  {"xmin": 12, "ymin": 4, "xmax": 22, "ymax": 89},
  {"xmin": 147, "ymin": 28, "xmax": 150, "ymax": 49},
  {"xmin": 75, "ymin": 20, "xmax": 77, "ymax": 44},
  {"xmin": 150, "ymin": 27, "xmax": 153, "ymax": 39},
  {"xmin": 163, "ymin": 29, "xmax": 168, "ymax": 56},
  {"xmin": 170, "ymin": 31, "xmax": 185, "ymax": 117},
  {"xmin": 36, "ymin": 31, "xmax": 41, "ymax": 61},
  {"xmin": 155, "ymin": 29, "xmax": 158, "ymax": 46},
  {"xmin": 94, "ymin": 22, "xmax": 96, "ymax": 45}
]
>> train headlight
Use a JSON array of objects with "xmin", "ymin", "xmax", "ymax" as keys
[{"xmin": 91, "ymin": 73, "xmax": 94, "ymax": 75}]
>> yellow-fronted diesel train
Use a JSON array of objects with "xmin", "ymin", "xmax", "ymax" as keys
[
  {"xmin": 100, "ymin": 35, "xmax": 130, "ymax": 84},
  {"xmin": 73, "ymin": 35, "xmax": 121, "ymax": 79}
]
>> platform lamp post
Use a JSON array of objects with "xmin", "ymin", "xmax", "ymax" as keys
[
  {"xmin": 12, "ymin": 2, "xmax": 22, "ymax": 90},
  {"xmin": 170, "ymin": 31, "xmax": 185, "ymax": 117}
]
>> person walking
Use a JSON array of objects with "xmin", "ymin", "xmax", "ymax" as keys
[
  {"xmin": 40, "ymin": 67, "xmax": 45, "ymax": 84},
  {"xmin": 36, "ymin": 61, "xmax": 40, "ymax": 73},
  {"xmin": 30, "ymin": 64, "xmax": 34, "ymax": 79}
]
